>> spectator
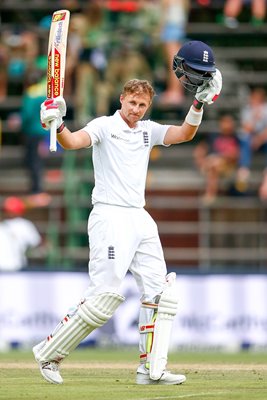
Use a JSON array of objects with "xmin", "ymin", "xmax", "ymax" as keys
[
  {"xmin": 2, "ymin": 29, "xmax": 39, "ymax": 96},
  {"xmin": 63, "ymin": 12, "xmax": 85, "ymax": 98},
  {"xmin": 74, "ymin": 1, "xmax": 109, "ymax": 124},
  {"xmin": 0, "ymin": 197, "xmax": 42, "ymax": 272},
  {"xmin": 223, "ymin": 0, "xmax": 266, "ymax": 28},
  {"xmin": 97, "ymin": 36, "xmax": 152, "ymax": 115},
  {"xmin": 158, "ymin": 0, "xmax": 189, "ymax": 105},
  {"xmin": 0, "ymin": 35, "xmax": 9, "ymax": 100},
  {"xmin": 194, "ymin": 114, "xmax": 240, "ymax": 203},
  {"xmin": 84, "ymin": 1, "xmax": 153, "ymax": 117},
  {"xmin": 104, "ymin": 0, "xmax": 142, "ymax": 12},
  {"xmin": 235, "ymin": 87, "xmax": 267, "ymax": 200},
  {"xmin": 21, "ymin": 69, "xmax": 51, "ymax": 206}
]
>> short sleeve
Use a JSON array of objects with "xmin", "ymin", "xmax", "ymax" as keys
[
  {"xmin": 82, "ymin": 116, "xmax": 108, "ymax": 146},
  {"xmin": 146, "ymin": 120, "xmax": 171, "ymax": 147}
]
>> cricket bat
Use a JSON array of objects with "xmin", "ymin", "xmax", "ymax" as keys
[{"xmin": 47, "ymin": 9, "xmax": 70, "ymax": 152}]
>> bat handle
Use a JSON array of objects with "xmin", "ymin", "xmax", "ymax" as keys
[{"xmin": 49, "ymin": 119, "xmax": 57, "ymax": 152}]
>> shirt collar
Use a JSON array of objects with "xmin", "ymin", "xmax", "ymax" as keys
[{"xmin": 113, "ymin": 110, "xmax": 142, "ymax": 133}]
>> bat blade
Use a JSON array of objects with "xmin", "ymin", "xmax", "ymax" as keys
[{"xmin": 47, "ymin": 9, "xmax": 70, "ymax": 152}]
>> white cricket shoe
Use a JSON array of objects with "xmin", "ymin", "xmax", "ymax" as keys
[
  {"xmin": 33, "ymin": 342, "xmax": 63, "ymax": 384},
  {"xmin": 136, "ymin": 368, "xmax": 186, "ymax": 385},
  {"xmin": 37, "ymin": 360, "xmax": 63, "ymax": 384}
]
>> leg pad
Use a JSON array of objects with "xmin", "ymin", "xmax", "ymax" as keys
[{"xmin": 36, "ymin": 292, "xmax": 125, "ymax": 362}]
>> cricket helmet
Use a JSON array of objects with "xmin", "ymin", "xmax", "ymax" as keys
[{"xmin": 173, "ymin": 41, "xmax": 216, "ymax": 93}]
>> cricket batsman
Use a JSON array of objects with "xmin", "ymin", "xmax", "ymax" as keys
[{"xmin": 33, "ymin": 40, "xmax": 222, "ymax": 385}]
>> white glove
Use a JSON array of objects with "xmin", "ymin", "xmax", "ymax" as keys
[
  {"xmin": 40, "ymin": 97, "xmax": 66, "ymax": 130},
  {"xmin": 195, "ymin": 68, "xmax": 222, "ymax": 105}
]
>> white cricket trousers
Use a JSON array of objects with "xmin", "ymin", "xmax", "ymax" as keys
[{"xmin": 84, "ymin": 203, "xmax": 167, "ymax": 302}]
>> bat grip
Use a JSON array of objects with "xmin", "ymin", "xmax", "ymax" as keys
[{"xmin": 49, "ymin": 119, "xmax": 57, "ymax": 152}]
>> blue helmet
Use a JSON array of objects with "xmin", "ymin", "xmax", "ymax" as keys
[{"xmin": 173, "ymin": 41, "xmax": 216, "ymax": 93}]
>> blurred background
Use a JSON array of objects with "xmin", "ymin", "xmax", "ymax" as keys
[{"xmin": 0, "ymin": 0, "xmax": 267, "ymax": 352}]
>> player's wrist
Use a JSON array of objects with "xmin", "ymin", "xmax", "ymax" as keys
[
  {"xmin": 57, "ymin": 121, "xmax": 65, "ymax": 134},
  {"xmin": 185, "ymin": 105, "xmax": 203, "ymax": 126},
  {"xmin": 193, "ymin": 98, "xmax": 204, "ymax": 110}
]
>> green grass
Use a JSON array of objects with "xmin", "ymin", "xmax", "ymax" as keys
[{"xmin": 0, "ymin": 348, "xmax": 267, "ymax": 400}]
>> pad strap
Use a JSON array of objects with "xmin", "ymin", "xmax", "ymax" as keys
[
  {"xmin": 139, "ymin": 324, "xmax": 155, "ymax": 333},
  {"xmin": 140, "ymin": 353, "xmax": 150, "ymax": 364},
  {"xmin": 138, "ymin": 303, "xmax": 158, "ymax": 369}
]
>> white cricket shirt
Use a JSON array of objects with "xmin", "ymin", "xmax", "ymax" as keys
[
  {"xmin": 0, "ymin": 218, "xmax": 41, "ymax": 271},
  {"xmin": 83, "ymin": 110, "xmax": 170, "ymax": 208}
]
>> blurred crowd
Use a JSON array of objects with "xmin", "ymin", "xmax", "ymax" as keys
[
  {"xmin": 0, "ymin": 0, "xmax": 267, "ymax": 204},
  {"xmin": 194, "ymin": 87, "xmax": 267, "ymax": 203},
  {"xmin": 0, "ymin": 196, "xmax": 42, "ymax": 271},
  {"xmin": 0, "ymin": 1, "xmax": 191, "ymax": 112}
]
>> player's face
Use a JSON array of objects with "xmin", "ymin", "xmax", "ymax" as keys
[{"xmin": 119, "ymin": 93, "xmax": 151, "ymax": 128}]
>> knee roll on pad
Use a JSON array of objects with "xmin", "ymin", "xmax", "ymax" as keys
[
  {"xmin": 36, "ymin": 292, "xmax": 125, "ymax": 363},
  {"xmin": 157, "ymin": 275, "xmax": 178, "ymax": 317},
  {"xmin": 78, "ymin": 292, "xmax": 125, "ymax": 327}
]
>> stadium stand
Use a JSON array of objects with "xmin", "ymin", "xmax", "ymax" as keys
[{"xmin": 0, "ymin": 1, "xmax": 267, "ymax": 272}]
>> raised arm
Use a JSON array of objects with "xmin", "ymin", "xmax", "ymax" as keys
[
  {"xmin": 164, "ymin": 40, "xmax": 223, "ymax": 145},
  {"xmin": 164, "ymin": 68, "xmax": 222, "ymax": 146},
  {"xmin": 56, "ymin": 126, "xmax": 91, "ymax": 150}
]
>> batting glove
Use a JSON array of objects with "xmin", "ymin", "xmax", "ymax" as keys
[
  {"xmin": 40, "ymin": 97, "xmax": 66, "ymax": 130},
  {"xmin": 195, "ymin": 68, "xmax": 222, "ymax": 105}
]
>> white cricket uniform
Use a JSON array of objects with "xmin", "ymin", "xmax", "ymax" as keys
[
  {"xmin": 82, "ymin": 110, "xmax": 171, "ymax": 302},
  {"xmin": 0, "ymin": 217, "xmax": 41, "ymax": 271}
]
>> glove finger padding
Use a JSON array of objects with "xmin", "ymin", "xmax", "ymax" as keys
[
  {"xmin": 40, "ymin": 97, "xmax": 66, "ymax": 130},
  {"xmin": 195, "ymin": 68, "xmax": 222, "ymax": 105},
  {"xmin": 55, "ymin": 96, "xmax": 67, "ymax": 117}
]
